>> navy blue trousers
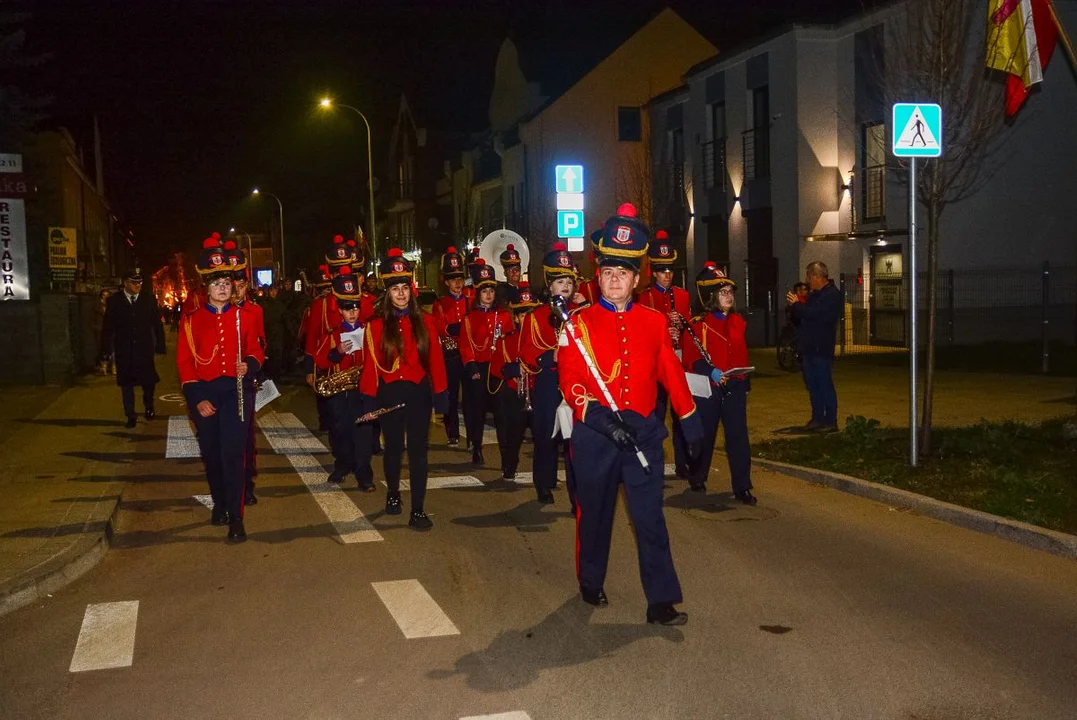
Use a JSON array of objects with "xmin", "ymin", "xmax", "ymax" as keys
[
  {"xmin": 463, "ymin": 362, "xmax": 496, "ymax": 448},
  {"xmin": 121, "ymin": 383, "xmax": 155, "ymax": 417},
  {"xmin": 442, "ymin": 352, "xmax": 463, "ymax": 441},
  {"xmin": 570, "ymin": 411, "xmax": 682, "ymax": 606},
  {"xmin": 192, "ymin": 377, "xmax": 253, "ymax": 518},
  {"xmin": 378, "ymin": 379, "xmax": 433, "ymax": 513},
  {"xmin": 530, "ymin": 370, "xmax": 571, "ymax": 493},
  {"xmin": 688, "ymin": 379, "xmax": 752, "ymax": 493},
  {"xmin": 496, "ymin": 385, "xmax": 528, "ymax": 477},
  {"xmin": 654, "ymin": 385, "xmax": 689, "ymax": 472},
  {"xmin": 328, "ymin": 389, "xmax": 375, "ymax": 486},
  {"xmin": 802, "ymin": 354, "xmax": 838, "ymax": 426}
]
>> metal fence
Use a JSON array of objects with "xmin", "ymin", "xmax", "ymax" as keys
[{"xmin": 835, "ymin": 263, "xmax": 1076, "ymax": 359}]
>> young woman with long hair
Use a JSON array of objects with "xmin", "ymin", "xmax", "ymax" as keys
[{"xmin": 359, "ymin": 249, "xmax": 448, "ymax": 530}]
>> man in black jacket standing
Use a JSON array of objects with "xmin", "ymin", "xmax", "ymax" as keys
[
  {"xmin": 102, "ymin": 267, "xmax": 166, "ymax": 428},
  {"xmin": 787, "ymin": 261, "xmax": 842, "ymax": 433}
]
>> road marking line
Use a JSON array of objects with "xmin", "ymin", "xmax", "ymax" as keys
[
  {"xmin": 511, "ymin": 471, "xmax": 565, "ymax": 485},
  {"xmin": 258, "ymin": 412, "xmax": 329, "ymax": 454},
  {"xmin": 193, "ymin": 495, "xmax": 213, "ymax": 509},
  {"xmin": 165, "ymin": 415, "xmax": 201, "ymax": 459},
  {"xmin": 372, "ymin": 580, "xmax": 460, "ymax": 639},
  {"xmin": 381, "ymin": 475, "xmax": 484, "ymax": 491},
  {"xmin": 460, "ymin": 713, "xmax": 532, "ymax": 720},
  {"xmin": 259, "ymin": 412, "xmax": 381, "ymax": 544},
  {"xmin": 69, "ymin": 601, "xmax": 139, "ymax": 672}
]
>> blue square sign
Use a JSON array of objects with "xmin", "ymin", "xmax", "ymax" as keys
[
  {"xmin": 892, "ymin": 103, "xmax": 942, "ymax": 158},
  {"xmin": 554, "ymin": 165, "xmax": 584, "ymax": 194},
  {"xmin": 557, "ymin": 210, "xmax": 585, "ymax": 238}
]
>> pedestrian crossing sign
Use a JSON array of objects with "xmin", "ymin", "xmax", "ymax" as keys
[{"xmin": 892, "ymin": 103, "xmax": 942, "ymax": 158}]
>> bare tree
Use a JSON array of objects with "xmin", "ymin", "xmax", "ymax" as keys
[{"xmin": 876, "ymin": 0, "xmax": 1006, "ymax": 456}]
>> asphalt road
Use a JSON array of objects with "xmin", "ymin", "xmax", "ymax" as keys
[{"xmin": 1, "ymin": 383, "xmax": 1076, "ymax": 720}]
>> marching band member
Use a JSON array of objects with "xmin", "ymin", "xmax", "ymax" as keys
[
  {"xmin": 177, "ymin": 236, "xmax": 265, "ymax": 543},
  {"xmin": 495, "ymin": 243, "xmax": 523, "ymax": 306},
  {"xmin": 360, "ymin": 249, "xmax": 448, "ymax": 530},
  {"xmin": 638, "ymin": 230, "xmax": 693, "ymax": 478},
  {"xmin": 305, "ymin": 236, "xmax": 352, "ymax": 434},
  {"xmin": 431, "ymin": 247, "xmax": 469, "ymax": 447},
  {"xmin": 347, "ymin": 239, "xmax": 378, "ymax": 323},
  {"xmin": 459, "ymin": 259, "xmax": 511, "ymax": 466},
  {"xmin": 519, "ymin": 242, "xmax": 579, "ymax": 507},
  {"xmin": 463, "ymin": 247, "xmax": 481, "ymax": 304},
  {"xmin": 680, "ymin": 264, "xmax": 756, "ymax": 504},
  {"xmin": 315, "ymin": 267, "xmax": 375, "ymax": 491},
  {"xmin": 489, "ymin": 282, "xmax": 539, "ymax": 482},
  {"xmin": 224, "ymin": 240, "xmax": 265, "ymax": 506},
  {"xmin": 557, "ymin": 203, "xmax": 703, "ymax": 626}
]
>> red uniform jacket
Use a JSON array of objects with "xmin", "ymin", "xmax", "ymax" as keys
[
  {"xmin": 518, "ymin": 305, "xmax": 559, "ymax": 374},
  {"xmin": 460, "ymin": 306, "xmax": 513, "ymax": 366},
  {"xmin": 431, "ymin": 293, "xmax": 468, "ymax": 344},
  {"xmin": 313, "ymin": 321, "xmax": 366, "ymax": 373},
  {"xmin": 489, "ymin": 318, "xmax": 527, "ymax": 393},
  {"xmin": 359, "ymin": 311, "xmax": 448, "ymax": 396},
  {"xmin": 178, "ymin": 302, "xmax": 265, "ymax": 403},
  {"xmin": 558, "ymin": 300, "xmax": 696, "ymax": 423},
  {"xmin": 182, "ymin": 289, "xmax": 207, "ymax": 317},
  {"xmin": 239, "ymin": 299, "xmax": 266, "ymax": 350},
  {"xmin": 304, "ymin": 293, "xmax": 340, "ymax": 360},
  {"xmin": 680, "ymin": 311, "xmax": 750, "ymax": 383},
  {"xmin": 638, "ymin": 283, "xmax": 691, "ymax": 322}
]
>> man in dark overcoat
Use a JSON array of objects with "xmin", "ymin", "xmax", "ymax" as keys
[{"xmin": 102, "ymin": 267, "xmax": 167, "ymax": 428}]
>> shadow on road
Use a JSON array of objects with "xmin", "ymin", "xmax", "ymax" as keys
[
  {"xmin": 427, "ymin": 595, "xmax": 682, "ymax": 691},
  {"xmin": 17, "ymin": 418, "xmax": 125, "ymax": 428},
  {"xmin": 450, "ymin": 499, "xmax": 569, "ymax": 531}
]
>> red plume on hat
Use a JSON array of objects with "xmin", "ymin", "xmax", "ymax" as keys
[
  {"xmin": 388, "ymin": 248, "xmax": 403, "ymax": 258},
  {"xmin": 334, "ymin": 234, "xmax": 344, "ymax": 244},
  {"xmin": 507, "ymin": 244, "xmax": 515, "ymax": 250},
  {"xmin": 617, "ymin": 203, "xmax": 637, "ymax": 218},
  {"xmin": 655, "ymin": 230, "xmax": 669, "ymax": 240},
  {"xmin": 202, "ymin": 237, "xmax": 219, "ymax": 249},
  {"xmin": 553, "ymin": 242, "xmax": 567, "ymax": 251},
  {"xmin": 338, "ymin": 266, "xmax": 352, "ymax": 276},
  {"xmin": 447, "ymin": 246, "xmax": 458, "ymax": 253},
  {"xmin": 476, "ymin": 258, "xmax": 485, "ymax": 265},
  {"xmin": 704, "ymin": 261, "xmax": 717, "ymax": 269},
  {"xmin": 223, "ymin": 240, "xmax": 237, "ymax": 250}
]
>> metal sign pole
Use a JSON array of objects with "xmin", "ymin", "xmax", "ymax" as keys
[{"xmin": 909, "ymin": 157, "xmax": 918, "ymax": 467}]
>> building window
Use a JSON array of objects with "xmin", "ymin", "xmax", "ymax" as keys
[
  {"xmin": 744, "ymin": 86, "xmax": 770, "ymax": 180},
  {"xmin": 618, "ymin": 107, "xmax": 642, "ymax": 142},
  {"xmin": 861, "ymin": 121, "xmax": 887, "ymax": 221},
  {"xmin": 702, "ymin": 102, "xmax": 726, "ymax": 190}
]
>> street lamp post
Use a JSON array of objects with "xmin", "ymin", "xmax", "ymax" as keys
[
  {"xmin": 319, "ymin": 97, "xmax": 378, "ymax": 262},
  {"xmin": 251, "ymin": 188, "xmax": 285, "ymax": 280}
]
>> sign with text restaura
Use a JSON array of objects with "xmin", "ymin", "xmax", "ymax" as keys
[{"xmin": 0, "ymin": 154, "xmax": 30, "ymax": 300}]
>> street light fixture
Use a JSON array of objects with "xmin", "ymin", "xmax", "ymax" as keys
[
  {"xmin": 318, "ymin": 96, "xmax": 378, "ymax": 262},
  {"xmin": 251, "ymin": 188, "xmax": 286, "ymax": 280}
]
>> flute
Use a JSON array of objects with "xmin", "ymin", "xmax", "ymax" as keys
[
  {"xmin": 355, "ymin": 402, "xmax": 406, "ymax": 424},
  {"xmin": 236, "ymin": 308, "xmax": 244, "ymax": 421}
]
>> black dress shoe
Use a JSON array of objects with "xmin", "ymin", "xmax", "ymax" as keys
[
  {"xmin": 327, "ymin": 470, "xmax": 346, "ymax": 485},
  {"xmin": 647, "ymin": 603, "xmax": 687, "ymax": 626},
  {"xmin": 227, "ymin": 518, "xmax": 247, "ymax": 543},
  {"xmin": 675, "ymin": 466, "xmax": 690, "ymax": 479},
  {"xmin": 144, "ymin": 408, "xmax": 156, "ymax": 421},
  {"xmin": 502, "ymin": 470, "xmax": 516, "ymax": 481},
  {"xmin": 471, "ymin": 444, "xmax": 484, "ymax": 465},
  {"xmin": 244, "ymin": 491, "xmax": 258, "ymax": 506},
  {"xmin": 125, "ymin": 415, "xmax": 137, "ymax": 429},
  {"xmin": 580, "ymin": 587, "xmax": 609, "ymax": 607},
  {"xmin": 447, "ymin": 437, "xmax": 460, "ymax": 447},
  {"xmin": 358, "ymin": 482, "xmax": 376, "ymax": 493},
  {"xmin": 734, "ymin": 489, "xmax": 758, "ymax": 506},
  {"xmin": 385, "ymin": 491, "xmax": 402, "ymax": 515},
  {"xmin": 210, "ymin": 506, "xmax": 230, "ymax": 526},
  {"xmin": 688, "ymin": 481, "xmax": 707, "ymax": 493},
  {"xmin": 537, "ymin": 489, "xmax": 555, "ymax": 504},
  {"xmin": 408, "ymin": 510, "xmax": 433, "ymax": 530}
]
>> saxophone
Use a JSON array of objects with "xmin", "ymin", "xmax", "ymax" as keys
[{"xmin": 314, "ymin": 366, "xmax": 362, "ymax": 397}]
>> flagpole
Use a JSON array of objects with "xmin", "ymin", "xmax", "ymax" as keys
[{"xmin": 1047, "ymin": 0, "xmax": 1077, "ymax": 66}]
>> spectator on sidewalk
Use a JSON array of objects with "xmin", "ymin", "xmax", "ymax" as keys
[
  {"xmin": 102, "ymin": 266, "xmax": 166, "ymax": 428},
  {"xmin": 93, "ymin": 288, "xmax": 113, "ymax": 376},
  {"xmin": 787, "ymin": 261, "xmax": 842, "ymax": 433}
]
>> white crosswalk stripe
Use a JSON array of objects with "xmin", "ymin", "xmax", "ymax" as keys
[
  {"xmin": 372, "ymin": 579, "xmax": 460, "ymax": 639},
  {"xmin": 192, "ymin": 494, "xmax": 213, "ymax": 508},
  {"xmin": 381, "ymin": 475, "xmax": 484, "ymax": 491},
  {"xmin": 259, "ymin": 411, "xmax": 382, "ymax": 543},
  {"xmin": 460, "ymin": 713, "xmax": 532, "ymax": 720},
  {"xmin": 510, "ymin": 471, "xmax": 565, "ymax": 485},
  {"xmin": 69, "ymin": 601, "xmax": 139, "ymax": 672},
  {"xmin": 165, "ymin": 415, "xmax": 200, "ymax": 459}
]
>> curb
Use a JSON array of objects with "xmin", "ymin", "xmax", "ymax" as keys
[
  {"xmin": 0, "ymin": 492, "xmax": 123, "ymax": 618},
  {"xmin": 752, "ymin": 457, "xmax": 1077, "ymax": 560}
]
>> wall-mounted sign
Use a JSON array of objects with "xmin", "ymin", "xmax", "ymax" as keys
[
  {"xmin": 554, "ymin": 164, "xmax": 586, "ymax": 251},
  {"xmin": 48, "ymin": 227, "xmax": 78, "ymax": 283},
  {"xmin": 0, "ymin": 154, "xmax": 29, "ymax": 300}
]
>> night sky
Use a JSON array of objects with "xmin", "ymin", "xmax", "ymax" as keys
[{"xmin": 21, "ymin": 0, "xmax": 864, "ymax": 271}]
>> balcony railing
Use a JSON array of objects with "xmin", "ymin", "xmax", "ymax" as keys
[
  {"xmin": 863, "ymin": 164, "xmax": 886, "ymax": 221},
  {"xmin": 743, "ymin": 127, "xmax": 770, "ymax": 181},
  {"xmin": 700, "ymin": 139, "xmax": 726, "ymax": 191}
]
